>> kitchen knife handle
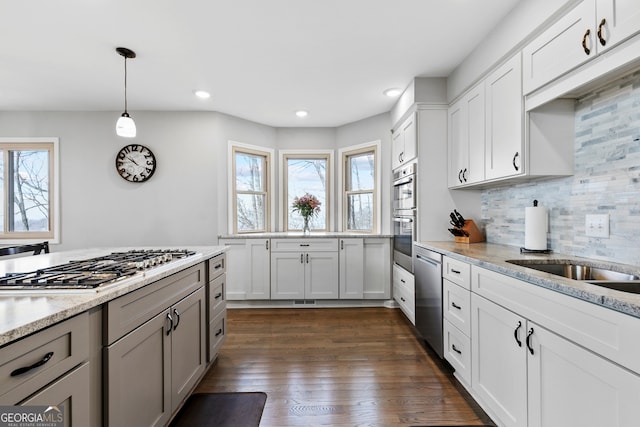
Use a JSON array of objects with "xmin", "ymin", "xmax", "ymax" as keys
[
  {"xmin": 514, "ymin": 321, "xmax": 522, "ymax": 347},
  {"xmin": 512, "ymin": 152, "xmax": 520, "ymax": 171},
  {"xmin": 526, "ymin": 327, "xmax": 535, "ymax": 355},
  {"xmin": 10, "ymin": 352, "xmax": 54, "ymax": 377},
  {"xmin": 582, "ymin": 28, "xmax": 591, "ymax": 55},
  {"xmin": 597, "ymin": 18, "xmax": 606, "ymax": 46}
]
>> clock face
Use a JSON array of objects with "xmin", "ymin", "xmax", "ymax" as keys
[{"xmin": 115, "ymin": 144, "xmax": 156, "ymax": 182}]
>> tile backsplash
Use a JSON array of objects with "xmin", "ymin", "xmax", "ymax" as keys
[{"xmin": 482, "ymin": 70, "xmax": 640, "ymax": 266}]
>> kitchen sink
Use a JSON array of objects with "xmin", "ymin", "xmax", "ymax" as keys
[{"xmin": 505, "ymin": 259, "xmax": 640, "ymax": 293}]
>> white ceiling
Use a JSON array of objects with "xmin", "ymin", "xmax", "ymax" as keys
[{"xmin": 0, "ymin": 0, "xmax": 521, "ymax": 127}]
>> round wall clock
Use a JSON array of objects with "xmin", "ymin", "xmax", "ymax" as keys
[{"xmin": 115, "ymin": 144, "xmax": 157, "ymax": 182}]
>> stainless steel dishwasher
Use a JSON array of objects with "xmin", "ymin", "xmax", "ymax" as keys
[{"xmin": 413, "ymin": 245, "xmax": 443, "ymax": 358}]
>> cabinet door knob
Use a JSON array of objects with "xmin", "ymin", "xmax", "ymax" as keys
[
  {"xmin": 597, "ymin": 18, "xmax": 607, "ymax": 46},
  {"xmin": 10, "ymin": 351, "xmax": 54, "ymax": 377},
  {"xmin": 526, "ymin": 327, "xmax": 535, "ymax": 355},
  {"xmin": 582, "ymin": 28, "xmax": 591, "ymax": 55},
  {"xmin": 512, "ymin": 152, "xmax": 520, "ymax": 171},
  {"xmin": 514, "ymin": 321, "xmax": 522, "ymax": 347}
]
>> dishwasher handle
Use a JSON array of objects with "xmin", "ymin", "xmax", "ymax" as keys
[{"xmin": 415, "ymin": 254, "xmax": 441, "ymax": 268}]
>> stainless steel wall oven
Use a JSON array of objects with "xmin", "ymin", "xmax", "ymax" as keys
[{"xmin": 393, "ymin": 164, "xmax": 416, "ymax": 273}]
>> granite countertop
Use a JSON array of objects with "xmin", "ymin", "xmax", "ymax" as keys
[
  {"xmin": 416, "ymin": 241, "xmax": 640, "ymax": 319},
  {"xmin": 219, "ymin": 232, "xmax": 392, "ymax": 239},
  {"xmin": 0, "ymin": 246, "xmax": 226, "ymax": 347}
]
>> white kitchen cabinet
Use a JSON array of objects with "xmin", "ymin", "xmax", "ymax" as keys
[
  {"xmin": 270, "ymin": 239, "xmax": 339, "ymax": 300},
  {"xmin": 392, "ymin": 112, "xmax": 417, "ymax": 170},
  {"xmin": 485, "ymin": 53, "xmax": 523, "ymax": 181},
  {"xmin": 362, "ymin": 238, "xmax": 391, "ymax": 299},
  {"xmin": 393, "ymin": 263, "xmax": 415, "ymax": 324},
  {"xmin": 339, "ymin": 238, "xmax": 364, "ymax": 299},
  {"xmin": 448, "ymin": 83, "xmax": 485, "ymax": 187},
  {"xmin": 219, "ymin": 238, "xmax": 270, "ymax": 300},
  {"xmin": 523, "ymin": 0, "xmax": 640, "ymax": 95}
]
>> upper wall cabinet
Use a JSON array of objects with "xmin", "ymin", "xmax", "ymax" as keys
[
  {"xmin": 523, "ymin": 0, "xmax": 640, "ymax": 95},
  {"xmin": 392, "ymin": 112, "xmax": 417, "ymax": 170}
]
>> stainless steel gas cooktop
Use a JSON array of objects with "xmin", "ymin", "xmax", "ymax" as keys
[{"xmin": 0, "ymin": 249, "xmax": 196, "ymax": 290}]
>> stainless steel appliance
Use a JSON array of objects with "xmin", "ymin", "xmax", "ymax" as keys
[
  {"xmin": 393, "ymin": 163, "xmax": 416, "ymax": 273},
  {"xmin": 0, "ymin": 249, "xmax": 196, "ymax": 290},
  {"xmin": 414, "ymin": 245, "xmax": 443, "ymax": 358},
  {"xmin": 393, "ymin": 163, "xmax": 416, "ymax": 211}
]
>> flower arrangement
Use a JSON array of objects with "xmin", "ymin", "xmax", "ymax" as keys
[
  {"xmin": 292, "ymin": 193, "xmax": 321, "ymax": 218},
  {"xmin": 292, "ymin": 193, "xmax": 321, "ymax": 233}
]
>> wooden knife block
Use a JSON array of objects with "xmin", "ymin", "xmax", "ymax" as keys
[{"xmin": 454, "ymin": 220, "xmax": 484, "ymax": 244}]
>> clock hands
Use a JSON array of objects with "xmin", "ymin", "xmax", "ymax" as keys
[{"xmin": 127, "ymin": 156, "xmax": 139, "ymax": 166}]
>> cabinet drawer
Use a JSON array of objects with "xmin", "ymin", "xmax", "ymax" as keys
[
  {"xmin": 209, "ymin": 273, "xmax": 226, "ymax": 319},
  {"xmin": 443, "ymin": 279, "xmax": 471, "ymax": 336},
  {"xmin": 208, "ymin": 311, "xmax": 226, "ymax": 362},
  {"xmin": 104, "ymin": 263, "xmax": 205, "ymax": 345},
  {"xmin": 0, "ymin": 312, "xmax": 89, "ymax": 404},
  {"xmin": 208, "ymin": 253, "xmax": 226, "ymax": 281},
  {"xmin": 271, "ymin": 238, "xmax": 338, "ymax": 252},
  {"xmin": 393, "ymin": 264, "xmax": 415, "ymax": 324},
  {"xmin": 443, "ymin": 256, "xmax": 470, "ymax": 289},
  {"xmin": 444, "ymin": 319, "xmax": 471, "ymax": 386}
]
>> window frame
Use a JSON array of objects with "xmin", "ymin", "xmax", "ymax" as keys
[
  {"xmin": 0, "ymin": 137, "xmax": 60, "ymax": 244},
  {"xmin": 338, "ymin": 141, "xmax": 380, "ymax": 234},
  {"xmin": 280, "ymin": 150, "xmax": 333, "ymax": 232},
  {"xmin": 228, "ymin": 141, "xmax": 274, "ymax": 234}
]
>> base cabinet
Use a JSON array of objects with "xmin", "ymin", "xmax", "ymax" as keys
[
  {"xmin": 219, "ymin": 238, "xmax": 270, "ymax": 300},
  {"xmin": 271, "ymin": 251, "xmax": 339, "ymax": 299},
  {"xmin": 339, "ymin": 238, "xmax": 364, "ymax": 299}
]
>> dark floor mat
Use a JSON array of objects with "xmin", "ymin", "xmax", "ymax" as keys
[{"xmin": 169, "ymin": 392, "xmax": 267, "ymax": 427}]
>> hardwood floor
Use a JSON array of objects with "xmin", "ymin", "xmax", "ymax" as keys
[{"xmin": 196, "ymin": 307, "xmax": 494, "ymax": 427}]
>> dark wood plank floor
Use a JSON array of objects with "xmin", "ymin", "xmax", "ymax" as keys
[{"xmin": 196, "ymin": 307, "xmax": 495, "ymax": 427}]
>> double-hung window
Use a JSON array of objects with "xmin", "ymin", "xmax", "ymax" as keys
[
  {"xmin": 282, "ymin": 151, "xmax": 332, "ymax": 231},
  {"xmin": 231, "ymin": 143, "xmax": 272, "ymax": 233},
  {"xmin": 0, "ymin": 138, "xmax": 59, "ymax": 242},
  {"xmin": 341, "ymin": 142, "xmax": 379, "ymax": 233}
]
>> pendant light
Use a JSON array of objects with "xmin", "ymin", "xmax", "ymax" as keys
[{"xmin": 115, "ymin": 47, "xmax": 137, "ymax": 138}]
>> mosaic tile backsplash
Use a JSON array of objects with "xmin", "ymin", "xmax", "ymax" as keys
[{"xmin": 481, "ymin": 71, "xmax": 640, "ymax": 266}]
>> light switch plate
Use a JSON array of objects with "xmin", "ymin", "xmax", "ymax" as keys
[{"xmin": 585, "ymin": 214, "xmax": 609, "ymax": 238}]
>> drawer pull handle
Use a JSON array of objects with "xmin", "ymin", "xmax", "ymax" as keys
[
  {"xmin": 11, "ymin": 352, "xmax": 54, "ymax": 377},
  {"xmin": 300, "ymin": 244, "xmax": 310, "ymax": 247},
  {"xmin": 215, "ymin": 328, "xmax": 223, "ymax": 337},
  {"xmin": 582, "ymin": 28, "xmax": 591, "ymax": 55},
  {"xmin": 450, "ymin": 269, "xmax": 461, "ymax": 275},
  {"xmin": 400, "ymin": 297, "xmax": 406, "ymax": 302},
  {"xmin": 166, "ymin": 313, "xmax": 173, "ymax": 336},
  {"xmin": 526, "ymin": 327, "xmax": 535, "ymax": 355},
  {"xmin": 514, "ymin": 321, "xmax": 522, "ymax": 347},
  {"xmin": 214, "ymin": 292, "xmax": 223, "ymax": 300},
  {"xmin": 173, "ymin": 308, "xmax": 181, "ymax": 331},
  {"xmin": 451, "ymin": 302, "xmax": 462, "ymax": 310},
  {"xmin": 597, "ymin": 18, "xmax": 606, "ymax": 46},
  {"xmin": 400, "ymin": 279, "xmax": 406, "ymax": 283},
  {"xmin": 213, "ymin": 263, "xmax": 222, "ymax": 270},
  {"xmin": 451, "ymin": 344, "xmax": 462, "ymax": 355}
]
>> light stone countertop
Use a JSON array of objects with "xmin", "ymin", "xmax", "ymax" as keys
[
  {"xmin": 219, "ymin": 232, "xmax": 392, "ymax": 239},
  {"xmin": 417, "ymin": 241, "xmax": 640, "ymax": 319},
  {"xmin": 0, "ymin": 246, "xmax": 226, "ymax": 347}
]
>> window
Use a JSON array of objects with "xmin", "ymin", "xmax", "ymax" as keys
[
  {"xmin": 282, "ymin": 152, "xmax": 332, "ymax": 231},
  {"xmin": 341, "ymin": 142, "xmax": 379, "ymax": 233},
  {"xmin": 0, "ymin": 138, "xmax": 59, "ymax": 242},
  {"xmin": 230, "ymin": 143, "xmax": 272, "ymax": 233}
]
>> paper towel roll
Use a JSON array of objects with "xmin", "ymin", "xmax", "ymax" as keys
[{"xmin": 524, "ymin": 203, "xmax": 548, "ymax": 250}]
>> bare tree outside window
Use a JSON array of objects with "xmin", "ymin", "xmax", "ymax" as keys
[
  {"xmin": 0, "ymin": 148, "xmax": 51, "ymax": 234},
  {"xmin": 285, "ymin": 156, "xmax": 329, "ymax": 231},
  {"xmin": 344, "ymin": 147, "xmax": 376, "ymax": 232},
  {"xmin": 233, "ymin": 148, "xmax": 269, "ymax": 233}
]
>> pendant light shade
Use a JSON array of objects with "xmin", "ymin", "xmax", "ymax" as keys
[{"xmin": 115, "ymin": 47, "xmax": 137, "ymax": 138}]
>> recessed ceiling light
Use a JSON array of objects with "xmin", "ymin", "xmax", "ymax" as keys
[
  {"xmin": 383, "ymin": 88, "xmax": 401, "ymax": 97},
  {"xmin": 295, "ymin": 110, "xmax": 308, "ymax": 118},
  {"xmin": 194, "ymin": 90, "xmax": 211, "ymax": 99}
]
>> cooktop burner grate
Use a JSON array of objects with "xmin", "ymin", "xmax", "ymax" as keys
[{"xmin": 0, "ymin": 249, "xmax": 196, "ymax": 290}]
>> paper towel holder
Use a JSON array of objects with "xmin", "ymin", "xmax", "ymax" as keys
[{"xmin": 521, "ymin": 199, "xmax": 552, "ymax": 254}]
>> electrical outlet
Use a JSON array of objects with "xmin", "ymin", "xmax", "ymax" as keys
[{"xmin": 585, "ymin": 214, "xmax": 609, "ymax": 238}]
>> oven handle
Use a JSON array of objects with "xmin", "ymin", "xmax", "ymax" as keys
[
  {"xmin": 393, "ymin": 176, "xmax": 413, "ymax": 187},
  {"xmin": 393, "ymin": 217, "xmax": 414, "ymax": 223}
]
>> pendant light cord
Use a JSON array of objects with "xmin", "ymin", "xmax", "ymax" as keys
[{"xmin": 123, "ymin": 56, "xmax": 128, "ymax": 114}]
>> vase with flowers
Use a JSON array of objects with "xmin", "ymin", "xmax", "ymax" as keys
[{"xmin": 292, "ymin": 193, "xmax": 321, "ymax": 234}]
